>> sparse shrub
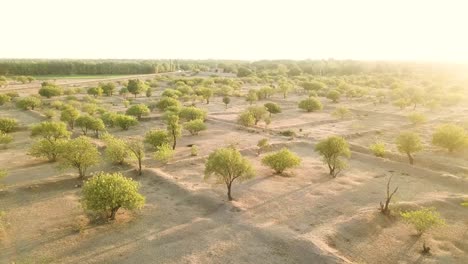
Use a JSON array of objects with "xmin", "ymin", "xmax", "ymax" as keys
[
  {"xmin": 154, "ymin": 143, "xmax": 174, "ymax": 164},
  {"xmin": 315, "ymin": 136, "xmax": 351, "ymax": 177},
  {"xmin": 0, "ymin": 94, "xmax": 11, "ymax": 106},
  {"xmin": 432, "ymin": 124, "xmax": 468, "ymax": 153},
  {"xmin": 179, "ymin": 106, "xmax": 207, "ymax": 121},
  {"xmin": 332, "ymin": 107, "xmax": 351, "ymax": 119},
  {"xmin": 257, "ymin": 138, "xmax": 269, "ymax": 155},
  {"xmin": 237, "ymin": 111, "xmax": 255, "ymax": 127},
  {"xmin": 39, "ymin": 85, "xmax": 63, "ymax": 98},
  {"xmin": 298, "ymin": 97, "xmax": 323, "ymax": 112},
  {"xmin": 29, "ymin": 138, "xmax": 68, "ymax": 162},
  {"xmin": 264, "ymin": 102, "xmax": 282, "ymax": 117},
  {"xmin": 396, "ymin": 132, "xmax": 423, "ymax": 165},
  {"xmin": 204, "ymin": 146, "xmax": 255, "ymax": 201},
  {"xmin": 408, "ymin": 113, "xmax": 427, "ymax": 125},
  {"xmin": 380, "ymin": 175, "xmax": 398, "ymax": 215},
  {"xmin": 261, "ymin": 148, "xmax": 301, "ymax": 174},
  {"xmin": 126, "ymin": 138, "xmax": 145, "ymax": 175},
  {"xmin": 0, "ymin": 132, "xmax": 13, "ymax": 148},
  {"xmin": 115, "ymin": 114, "xmax": 138, "ymax": 130},
  {"xmin": 87, "ymin": 87, "xmax": 103, "ymax": 97},
  {"xmin": 0, "ymin": 118, "xmax": 18, "ymax": 133},
  {"xmin": 144, "ymin": 130, "xmax": 170, "ymax": 150},
  {"xmin": 156, "ymin": 97, "xmax": 181, "ymax": 112},
  {"xmin": 44, "ymin": 109, "xmax": 56, "ymax": 119},
  {"xmin": 370, "ymin": 142, "xmax": 386, "ymax": 157},
  {"xmin": 81, "ymin": 172, "xmax": 145, "ymax": 220},
  {"xmin": 60, "ymin": 106, "xmax": 80, "ymax": 129},
  {"xmin": 327, "ymin": 90, "xmax": 341, "ymax": 103},
  {"xmin": 16, "ymin": 96, "xmax": 42, "ymax": 110},
  {"xmin": 191, "ymin": 145, "xmax": 198, "ymax": 156},
  {"xmin": 222, "ymin": 96, "xmax": 230, "ymax": 109},
  {"xmin": 279, "ymin": 130, "xmax": 296, "ymax": 137}
]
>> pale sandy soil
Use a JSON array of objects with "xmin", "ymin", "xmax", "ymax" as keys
[{"xmin": 0, "ymin": 82, "xmax": 467, "ymax": 263}]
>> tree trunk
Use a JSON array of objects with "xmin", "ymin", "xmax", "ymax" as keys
[
  {"xmin": 227, "ymin": 183, "xmax": 233, "ymax": 201},
  {"xmin": 138, "ymin": 158, "xmax": 142, "ymax": 175},
  {"xmin": 172, "ymin": 135, "xmax": 177, "ymax": 150},
  {"xmin": 407, "ymin": 153, "xmax": 414, "ymax": 165},
  {"xmin": 109, "ymin": 206, "xmax": 120, "ymax": 220},
  {"xmin": 78, "ymin": 167, "xmax": 85, "ymax": 179}
]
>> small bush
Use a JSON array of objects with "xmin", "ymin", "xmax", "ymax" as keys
[
  {"xmin": 408, "ymin": 113, "xmax": 427, "ymax": 125},
  {"xmin": 183, "ymin": 119, "xmax": 207, "ymax": 135},
  {"xmin": 298, "ymin": 98, "xmax": 323, "ymax": 112},
  {"xmin": 0, "ymin": 118, "xmax": 18, "ymax": 133},
  {"xmin": 262, "ymin": 148, "xmax": 301, "ymax": 174},
  {"xmin": 154, "ymin": 143, "xmax": 174, "ymax": 164},
  {"xmin": 191, "ymin": 145, "xmax": 198, "ymax": 156},
  {"xmin": 400, "ymin": 207, "xmax": 445, "ymax": 235},
  {"xmin": 370, "ymin": 142, "xmax": 386, "ymax": 157}
]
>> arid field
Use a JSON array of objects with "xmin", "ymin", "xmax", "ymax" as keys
[{"xmin": 0, "ymin": 70, "xmax": 467, "ymax": 264}]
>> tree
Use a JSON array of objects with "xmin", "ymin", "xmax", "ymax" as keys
[
  {"xmin": 301, "ymin": 81, "xmax": 325, "ymax": 92},
  {"xmin": 199, "ymin": 87, "xmax": 213, "ymax": 104},
  {"xmin": 315, "ymin": 136, "xmax": 351, "ymax": 177},
  {"xmin": 102, "ymin": 133, "xmax": 129, "ymax": 165},
  {"xmin": 16, "ymin": 96, "xmax": 42, "ymax": 110},
  {"xmin": 146, "ymin": 87, "xmax": 152, "ymax": 97},
  {"xmin": 81, "ymin": 172, "xmax": 145, "ymax": 220},
  {"xmin": 156, "ymin": 97, "xmax": 181, "ymax": 112},
  {"xmin": 237, "ymin": 67, "xmax": 253, "ymax": 77},
  {"xmin": 126, "ymin": 138, "xmax": 145, "ymax": 175},
  {"xmin": 298, "ymin": 98, "xmax": 323, "ymax": 112},
  {"xmin": 380, "ymin": 175, "xmax": 399, "ymax": 215},
  {"xmin": 39, "ymin": 85, "xmax": 63, "ymax": 98},
  {"xmin": 245, "ymin": 90, "xmax": 258, "ymax": 105},
  {"xmin": 126, "ymin": 104, "xmax": 150, "ymax": 120},
  {"xmin": 432, "ymin": 124, "xmax": 468, "ymax": 153},
  {"xmin": 408, "ymin": 113, "xmax": 427, "ymax": 125},
  {"xmin": 332, "ymin": 107, "xmax": 351, "ymax": 120},
  {"xmin": 204, "ymin": 146, "xmax": 255, "ymax": 201},
  {"xmin": 154, "ymin": 143, "xmax": 174, "ymax": 164},
  {"xmin": 144, "ymin": 129, "xmax": 169, "ymax": 150},
  {"xmin": 393, "ymin": 98, "xmax": 410, "ymax": 110},
  {"xmin": 264, "ymin": 102, "xmax": 281, "ymax": 117},
  {"xmin": 237, "ymin": 111, "xmax": 255, "ymax": 127},
  {"xmin": 183, "ymin": 119, "xmax": 207, "ymax": 135},
  {"xmin": 60, "ymin": 106, "xmax": 80, "ymax": 129},
  {"xmin": 75, "ymin": 115, "xmax": 96, "ymax": 135},
  {"xmin": 370, "ymin": 142, "xmax": 386, "ymax": 157},
  {"xmin": 31, "ymin": 121, "xmax": 71, "ymax": 141},
  {"xmin": 247, "ymin": 106, "xmax": 268, "ymax": 125},
  {"xmin": 127, "ymin": 79, "xmax": 147, "ymax": 98},
  {"xmin": 222, "ymin": 96, "xmax": 230, "ymax": 109},
  {"xmin": 29, "ymin": 138, "xmax": 68, "ymax": 162},
  {"xmin": 162, "ymin": 88, "xmax": 182, "ymax": 99},
  {"xmin": 87, "ymin": 87, "xmax": 103, "ymax": 97},
  {"xmin": 262, "ymin": 148, "xmax": 301, "ymax": 175},
  {"xmin": 257, "ymin": 138, "xmax": 269, "ymax": 155},
  {"xmin": 327, "ymin": 90, "xmax": 341, "ymax": 103},
  {"xmin": 0, "ymin": 118, "xmax": 18, "ymax": 133},
  {"xmin": 179, "ymin": 106, "xmax": 207, "ymax": 121},
  {"xmin": 396, "ymin": 132, "xmax": 423, "ymax": 165},
  {"xmin": 60, "ymin": 136, "xmax": 100, "ymax": 178},
  {"xmin": 115, "ymin": 114, "xmax": 138, "ymax": 130},
  {"xmin": 101, "ymin": 82, "xmax": 116, "ymax": 96},
  {"xmin": 166, "ymin": 114, "xmax": 181, "ymax": 150},
  {"xmin": 401, "ymin": 207, "xmax": 445, "ymax": 254},
  {"xmin": 279, "ymin": 82, "xmax": 293, "ymax": 98}
]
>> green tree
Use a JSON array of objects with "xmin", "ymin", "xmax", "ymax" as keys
[
  {"xmin": 432, "ymin": 124, "xmax": 468, "ymax": 153},
  {"xmin": 204, "ymin": 146, "xmax": 255, "ymax": 201},
  {"xmin": 87, "ymin": 87, "xmax": 103, "ymax": 97},
  {"xmin": 245, "ymin": 90, "xmax": 258, "ymax": 105},
  {"xmin": 102, "ymin": 133, "xmax": 129, "ymax": 165},
  {"xmin": 247, "ymin": 106, "xmax": 268, "ymax": 125},
  {"xmin": 301, "ymin": 81, "xmax": 325, "ymax": 92},
  {"xmin": 126, "ymin": 104, "xmax": 150, "ymax": 120},
  {"xmin": 101, "ymin": 82, "xmax": 116, "ymax": 96},
  {"xmin": 115, "ymin": 114, "xmax": 138, "ymax": 130},
  {"xmin": 144, "ymin": 129, "xmax": 170, "ymax": 150},
  {"xmin": 127, "ymin": 79, "xmax": 147, "ymax": 98},
  {"xmin": 237, "ymin": 111, "xmax": 255, "ymax": 127},
  {"xmin": 199, "ymin": 87, "xmax": 213, "ymax": 104},
  {"xmin": 146, "ymin": 87, "xmax": 152, "ymax": 97},
  {"xmin": 179, "ymin": 106, "xmax": 207, "ymax": 121},
  {"xmin": 75, "ymin": 115, "xmax": 96, "ymax": 135},
  {"xmin": 31, "ymin": 121, "xmax": 71, "ymax": 141},
  {"xmin": 370, "ymin": 142, "xmax": 386, "ymax": 157},
  {"xmin": 298, "ymin": 98, "xmax": 323, "ymax": 112},
  {"xmin": 82, "ymin": 172, "xmax": 145, "ymax": 220},
  {"xmin": 156, "ymin": 97, "xmax": 181, "ymax": 112},
  {"xmin": 166, "ymin": 114, "xmax": 181, "ymax": 150},
  {"xmin": 214, "ymin": 93, "xmax": 228, "ymax": 107},
  {"xmin": 126, "ymin": 138, "xmax": 145, "ymax": 175},
  {"xmin": 315, "ymin": 136, "xmax": 351, "ymax": 177},
  {"xmin": 279, "ymin": 82, "xmax": 293, "ymax": 99},
  {"xmin": 29, "ymin": 139, "xmax": 68, "ymax": 162},
  {"xmin": 396, "ymin": 132, "xmax": 423, "ymax": 165},
  {"xmin": 264, "ymin": 102, "xmax": 282, "ymax": 117},
  {"xmin": 262, "ymin": 148, "xmax": 301, "ymax": 174},
  {"xmin": 60, "ymin": 106, "xmax": 80, "ymax": 129},
  {"xmin": 60, "ymin": 136, "xmax": 100, "ymax": 178},
  {"xmin": 16, "ymin": 96, "xmax": 42, "ymax": 110},
  {"xmin": 183, "ymin": 119, "xmax": 207, "ymax": 135},
  {"xmin": 0, "ymin": 118, "xmax": 18, "ymax": 133}
]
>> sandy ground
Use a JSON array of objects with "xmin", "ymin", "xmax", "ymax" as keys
[{"xmin": 0, "ymin": 81, "xmax": 467, "ymax": 263}]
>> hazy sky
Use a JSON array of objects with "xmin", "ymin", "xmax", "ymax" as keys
[{"xmin": 1, "ymin": 0, "xmax": 467, "ymax": 61}]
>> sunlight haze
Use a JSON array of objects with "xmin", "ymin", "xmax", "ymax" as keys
[{"xmin": 1, "ymin": 0, "xmax": 467, "ymax": 61}]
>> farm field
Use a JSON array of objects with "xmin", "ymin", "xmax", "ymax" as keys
[{"xmin": 0, "ymin": 67, "xmax": 467, "ymax": 264}]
